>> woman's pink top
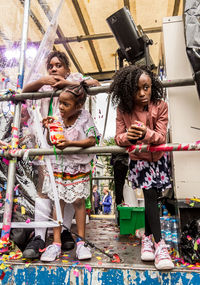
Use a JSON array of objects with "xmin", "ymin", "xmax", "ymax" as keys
[{"xmin": 115, "ymin": 100, "xmax": 168, "ymax": 162}]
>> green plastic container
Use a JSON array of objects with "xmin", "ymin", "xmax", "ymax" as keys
[{"xmin": 117, "ymin": 206, "xmax": 145, "ymax": 235}]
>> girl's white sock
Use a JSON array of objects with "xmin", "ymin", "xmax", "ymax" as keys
[
  {"xmin": 62, "ymin": 203, "xmax": 75, "ymax": 231},
  {"xmin": 35, "ymin": 197, "xmax": 52, "ymax": 241}
]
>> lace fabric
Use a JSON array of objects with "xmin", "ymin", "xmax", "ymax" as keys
[
  {"xmin": 42, "ymin": 172, "xmax": 90, "ymax": 203},
  {"xmin": 51, "ymin": 163, "xmax": 91, "ymax": 175}
]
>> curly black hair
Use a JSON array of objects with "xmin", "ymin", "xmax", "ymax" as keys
[
  {"xmin": 62, "ymin": 81, "xmax": 88, "ymax": 106},
  {"xmin": 110, "ymin": 65, "xmax": 164, "ymax": 113},
  {"xmin": 46, "ymin": 51, "xmax": 70, "ymax": 70}
]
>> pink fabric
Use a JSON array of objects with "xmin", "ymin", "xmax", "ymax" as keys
[{"xmin": 115, "ymin": 100, "xmax": 168, "ymax": 162}]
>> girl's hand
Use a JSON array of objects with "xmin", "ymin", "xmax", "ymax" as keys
[
  {"xmin": 127, "ymin": 121, "xmax": 147, "ymax": 141},
  {"xmin": 56, "ymin": 139, "xmax": 70, "ymax": 150},
  {"xmin": 134, "ymin": 121, "xmax": 147, "ymax": 139},
  {"xmin": 42, "ymin": 116, "xmax": 55, "ymax": 128}
]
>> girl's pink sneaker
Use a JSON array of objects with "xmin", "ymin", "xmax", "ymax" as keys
[
  {"xmin": 141, "ymin": 234, "xmax": 155, "ymax": 261},
  {"xmin": 154, "ymin": 239, "xmax": 174, "ymax": 270}
]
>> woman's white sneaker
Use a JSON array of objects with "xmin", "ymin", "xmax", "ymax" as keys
[
  {"xmin": 141, "ymin": 234, "xmax": 155, "ymax": 261},
  {"xmin": 154, "ymin": 240, "xmax": 174, "ymax": 270}
]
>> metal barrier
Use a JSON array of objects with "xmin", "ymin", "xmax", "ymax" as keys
[
  {"xmin": 0, "ymin": 142, "xmax": 200, "ymax": 158},
  {"xmin": 0, "ymin": 77, "xmax": 195, "ymax": 102}
]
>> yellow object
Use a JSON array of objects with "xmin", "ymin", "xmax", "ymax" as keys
[
  {"xmin": 21, "ymin": 206, "xmax": 25, "ymax": 214},
  {"xmin": 191, "ymin": 198, "xmax": 200, "ymax": 203}
]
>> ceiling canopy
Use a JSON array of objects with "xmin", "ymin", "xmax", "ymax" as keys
[{"xmin": 0, "ymin": 0, "xmax": 183, "ymax": 83}]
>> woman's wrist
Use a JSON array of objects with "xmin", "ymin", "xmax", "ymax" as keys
[{"xmin": 65, "ymin": 79, "xmax": 80, "ymax": 87}]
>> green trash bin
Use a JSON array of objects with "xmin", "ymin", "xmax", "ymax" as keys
[{"xmin": 117, "ymin": 206, "xmax": 145, "ymax": 235}]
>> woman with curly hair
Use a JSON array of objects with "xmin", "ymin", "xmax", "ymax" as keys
[{"xmin": 110, "ymin": 65, "xmax": 174, "ymax": 270}]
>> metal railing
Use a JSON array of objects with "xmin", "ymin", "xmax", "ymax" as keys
[{"xmin": 0, "ymin": 77, "xmax": 195, "ymax": 102}]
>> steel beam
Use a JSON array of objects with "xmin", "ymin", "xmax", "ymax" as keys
[
  {"xmin": 53, "ymin": 27, "xmax": 162, "ymax": 45},
  {"xmin": 123, "ymin": 0, "xmax": 130, "ymax": 10},
  {"xmin": 72, "ymin": 0, "xmax": 102, "ymax": 72},
  {"xmin": 54, "ymin": 33, "xmax": 113, "ymax": 44},
  {"xmin": 92, "ymin": 176, "xmax": 114, "ymax": 180},
  {"xmin": 173, "ymin": 0, "xmax": 181, "ymax": 16},
  {"xmin": 84, "ymin": 70, "xmax": 115, "ymax": 81},
  {"xmin": 0, "ymin": 28, "xmax": 162, "ymax": 50}
]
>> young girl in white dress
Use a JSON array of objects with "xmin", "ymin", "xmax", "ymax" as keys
[{"xmin": 40, "ymin": 83, "xmax": 100, "ymax": 261}]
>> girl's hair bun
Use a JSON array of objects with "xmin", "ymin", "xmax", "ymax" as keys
[{"xmin": 63, "ymin": 82, "xmax": 88, "ymax": 105}]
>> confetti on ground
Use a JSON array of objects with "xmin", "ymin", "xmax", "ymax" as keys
[
  {"xmin": 85, "ymin": 264, "xmax": 92, "ymax": 272},
  {"xmin": 0, "ymin": 242, "xmax": 22, "ymax": 281},
  {"xmin": 96, "ymin": 256, "xmax": 102, "ymax": 260},
  {"xmin": 71, "ymin": 262, "xmax": 80, "ymax": 267},
  {"xmin": 73, "ymin": 270, "xmax": 79, "ymax": 277},
  {"xmin": 0, "ymin": 272, "xmax": 5, "ymax": 280},
  {"xmin": 2, "ymin": 218, "xmax": 200, "ymax": 281},
  {"xmin": 98, "ymin": 261, "xmax": 102, "ymax": 265}
]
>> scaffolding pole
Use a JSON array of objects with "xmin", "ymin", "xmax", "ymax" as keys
[
  {"xmin": 0, "ymin": 0, "xmax": 30, "ymax": 250},
  {"xmin": 0, "ymin": 142, "xmax": 200, "ymax": 159},
  {"xmin": 0, "ymin": 78, "xmax": 195, "ymax": 102}
]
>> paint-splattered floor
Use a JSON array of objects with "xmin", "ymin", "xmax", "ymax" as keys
[
  {"xmin": 7, "ymin": 218, "xmax": 156, "ymax": 271},
  {"xmin": 3, "ymin": 216, "xmax": 200, "ymax": 285},
  {"xmin": 3, "ymin": 218, "xmax": 200, "ymax": 285}
]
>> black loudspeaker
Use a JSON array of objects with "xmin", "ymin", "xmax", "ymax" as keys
[{"xmin": 106, "ymin": 7, "xmax": 145, "ymax": 63}]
